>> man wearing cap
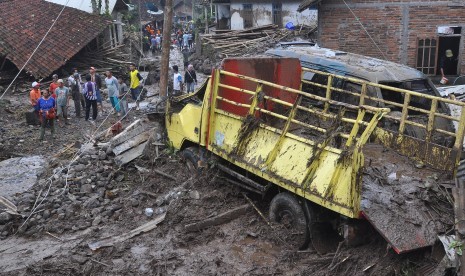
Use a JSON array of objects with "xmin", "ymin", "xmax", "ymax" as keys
[
  {"xmin": 55, "ymin": 79, "xmax": 71, "ymax": 127},
  {"xmin": 89, "ymin": 67, "xmax": 103, "ymax": 113},
  {"xmin": 440, "ymin": 49, "xmax": 458, "ymax": 79},
  {"xmin": 30, "ymin": 82, "xmax": 41, "ymax": 110},
  {"xmin": 49, "ymin": 74, "xmax": 59, "ymax": 99},
  {"xmin": 129, "ymin": 63, "xmax": 143, "ymax": 110}
]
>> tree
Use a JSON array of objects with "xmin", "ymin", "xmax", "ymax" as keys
[{"xmin": 159, "ymin": 0, "xmax": 174, "ymax": 97}]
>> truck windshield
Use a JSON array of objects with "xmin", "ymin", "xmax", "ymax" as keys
[{"xmin": 380, "ymin": 79, "xmax": 438, "ymax": 113}]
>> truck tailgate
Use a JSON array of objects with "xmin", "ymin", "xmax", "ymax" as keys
[{"xmin": 361, "ymin": 144, "xmax": 453, "ymax": 253}]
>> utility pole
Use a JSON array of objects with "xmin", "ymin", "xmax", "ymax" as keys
[
  {"xmin": 204, "ymin": 5, "xmax": 208, "ymax": 34},
  {"xmin": 191, "ymin": 0, "xmax": 194, "ymax": 20},
  {"xmin": 159, "ymin": 0, "xmax": 174, "ymax": 98}
]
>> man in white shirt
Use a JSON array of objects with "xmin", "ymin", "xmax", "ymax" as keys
[{"xmin": 172, "ymin": 65, "xmax": 183, "ymax": 96}]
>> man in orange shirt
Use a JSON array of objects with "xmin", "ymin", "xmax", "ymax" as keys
[
  {"xmin": 29, "ymin": 81, "xmax": 42, "ymax": 125},
  {"xmin": 30, "ymin": 81, "xmax": 41, "ymax": 109},
  {"xmin": 49, "ymin": 74, "xmax": 59, "ymax": 99}
]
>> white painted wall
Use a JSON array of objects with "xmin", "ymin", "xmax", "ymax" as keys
[
  {"xmin": 283, "ymin": 2, "xmax": 317, "ymax": 28},
  {"xmin": 217, "ymin": 4, "xmax": 231, "ymax": 19},
  {"xmin": 228, "ymin": 1, "xmax": 317, "ymax": 30},
  {"xmin": 45, "ymin": 0, "xmax": 119, "ymax": 14}
]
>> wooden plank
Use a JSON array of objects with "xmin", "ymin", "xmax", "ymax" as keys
[
  {"xmin": 114, "ymin": 141, "xmax": 148, "ymax": 166},
  {"xmin": 112, "ymin": 126, "xmax": 148, "ymax": 148},
  {"xmin": 110, "ymin": 119, "xmax": 142, "ymax": 146},
  {"xmin": 88, "ymin": 213, "xmax": 166, "ymax": 250},
  {"xmin": 184, "ymin": 204, "xmax": 251, "ymax": 232},
  {"xmin": 112, "ymin": 132, "xmax": 150, "ymax": 156}
]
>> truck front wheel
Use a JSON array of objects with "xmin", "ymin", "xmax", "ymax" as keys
[
  {"xmin": 181, "ymin": 147, "xmax": 200, "ymax": 176},
  {"xmin": 269, "ymin": 192, "xmax": 310, "ymax": 250}
]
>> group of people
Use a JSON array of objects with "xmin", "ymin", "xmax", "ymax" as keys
[
  {"xmin": 176, "ymin": 29, "xmax": 194, "ymax": 51},
  {"xmin": 144, "ymin": 24, "xmax": 163, "ymax": 53},
  {"xmin": 29, "ymin": 64, "xmax": 144, "ymax": 141}
]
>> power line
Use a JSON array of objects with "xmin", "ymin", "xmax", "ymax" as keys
[
  {"xmin": 3, "ymin": 0, "xmax": 150, "ymax": 233},
  {"xmin": 341, "ymin": 0, "xmax": 388, "ymax": 61},
  {"xmin": 0, "ymin": 0, "xmax": 71, "ymax": 100}
]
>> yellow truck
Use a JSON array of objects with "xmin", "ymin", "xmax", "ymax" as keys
[{"xmin": 165, "ymin": 58, "xmax": 465, "ymax": 253}]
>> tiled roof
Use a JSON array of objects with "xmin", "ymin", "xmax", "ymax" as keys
[
  {"xmin": 298, "ymin": 0, "xmax": 321, "ymax": 12},
  {"xmin": 0, "ymin": 0, "xmax": 110, "ymax": 78}
]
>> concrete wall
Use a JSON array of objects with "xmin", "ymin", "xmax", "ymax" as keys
[
  {"xmin": 228, "ymin": 1, "xmax": 317, "ymax": 30},
  {"xmin": 317, "ymin": 0, "xmax": 465, "ymax": 75}
]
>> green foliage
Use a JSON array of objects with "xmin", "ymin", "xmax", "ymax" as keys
[
  {"xmin": 164, "ymin": 141, "xmax": 179, "ymax": 156},
  {"xmin": 399, "ymin": 261, "xmax": 416, "ymax": 276},
  {"xmin": 450, "ymin": 240, "xmax": 464, "ymax": 256}
]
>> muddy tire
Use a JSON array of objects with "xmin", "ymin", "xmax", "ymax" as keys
[
  {"xmin": 269, "ymin": 192, "xmax": 310, "ymax": 250},
  {"xmin": 181, "ymin": 147, "xmax": 200, "ymax": 176}
]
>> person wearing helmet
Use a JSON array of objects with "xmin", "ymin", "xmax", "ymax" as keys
[
  {"xmin": 29, "ymin": 81, "xmax": 42, "ymax": 125},
  {"xmin": 30, "ymin": 82, "xmax": 41, "ymax": 110}
]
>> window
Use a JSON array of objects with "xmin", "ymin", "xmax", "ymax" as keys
[
  {"xmin": 416, "ymin": 38, "xmax": 437, "ymax": 75},
  {"xmin": 272, "ymin": 3, "xmax": 282, "ymax": 28},
  {"xmin": 243, "ymin": 4, "xmax": 253, "ymax": 28}
]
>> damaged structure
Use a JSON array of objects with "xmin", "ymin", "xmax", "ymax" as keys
[
  {"xmin": 214, "ymin": 0, "xmax": 317, "ymax": 30},
  {"xmin": 299, "ymin": 0, "xmax": 465, "ymax": 76},
  {"xmin": 0, "ymin": 0, "xmax": 127, "ymax": 80}
]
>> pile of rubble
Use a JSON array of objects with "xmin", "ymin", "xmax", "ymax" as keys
[
  {"xmin": 201, "ymin": 24, "xmax": 292, "ymax": 57},
  {"xmin": 0, "ymin": 144, "xmax": 123, "ymax": 238},
  {"xmin": 0, "ymin": 119, "xmax": 162, "ymax": 238}
]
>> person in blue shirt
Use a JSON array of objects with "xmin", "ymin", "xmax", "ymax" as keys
[
  {"xmin": 37, "ymin": 89, "xmax": 56, "ymax": 141},
  {"xmin": 182, "ymin": 32, "xmax": 189, "ymax": 51},
  {"xmin": 82, "ymin": 74, "xmax": 98, "ymax": 121},
  {"xmin": 150, "ymin": 36, "xmax": 157, "ymax": 53}
]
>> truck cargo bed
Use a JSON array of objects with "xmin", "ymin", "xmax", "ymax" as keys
[{"xmin": 361, "ymin": 143, "xmax": 453, "ymax": 253}]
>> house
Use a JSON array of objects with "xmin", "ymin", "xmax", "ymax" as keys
[
  {"xmin": 134, "ymin": 0, "xmax": 192, "ymax": 27},
  {"xmin": 0, "ymin": 0, "xmax": 110, "ymax": 78},
  {"xmin": 214, "ymin": 0, "xmax": 317, "ymax": 30},
  {"xmin": 46, "ymin": 0, "xmax": 128, "ymax": 49},
  {"xmin": 45, "ymin": 0, "xmax": 121, "ymax": 14},
  {"xmin": 173, "ymin": 0, "xmax": 193, "ymax": 21},
  {"xmin": 298, "ymin": 0, "xmax": 465, "ymax": 77}
]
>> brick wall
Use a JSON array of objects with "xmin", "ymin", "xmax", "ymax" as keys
[{"xmin": 318, "ymin": 0, "xmax": 465, "ymax": 75}]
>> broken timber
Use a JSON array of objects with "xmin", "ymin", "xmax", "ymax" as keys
[
  {"xmin": 98, "ymin": 119, "xmax": 158, "ymax": 166},
  {"xmin": 184, "ymin": 204, "xmax": 251, "ymax": 232},
  {"xmin": 112, "ymin": 132, "xmax": 150, "ymax": 156},
  {"xmin": 114, "ymin": 141, "xmax": 148, "ymax": 166},
  {"xmin": 88, "ymin": 213, "xmax": 166, "ymax": 250}
]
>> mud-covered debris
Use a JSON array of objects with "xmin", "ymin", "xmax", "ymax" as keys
[
  {"xmin": 184, "ymin": 204, "xmax": 251, "ymax": 232},
  {"xmin": 0, "ymin": 196, "xmax": 19, "ymax": 215},
  {"xmin": 88, "ymin": 213, "xmax": 166, "ymax": 250},
  {"xmin": 0, "ymin": 212, "xmax": 13, "ymax": 224}
]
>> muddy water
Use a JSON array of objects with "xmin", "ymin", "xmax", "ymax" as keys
[
  {"xmin": 0, "ymin": 156, "xmax": 46, "ymax": 199},
  {"xmin": 0, "ymin": 229, "xmax": 88, "ymax": 273}
]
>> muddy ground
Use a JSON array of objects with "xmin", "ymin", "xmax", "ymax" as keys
[{"xmin": 0, "ymin": 47, "xmax": 453, "ymax": 276}]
